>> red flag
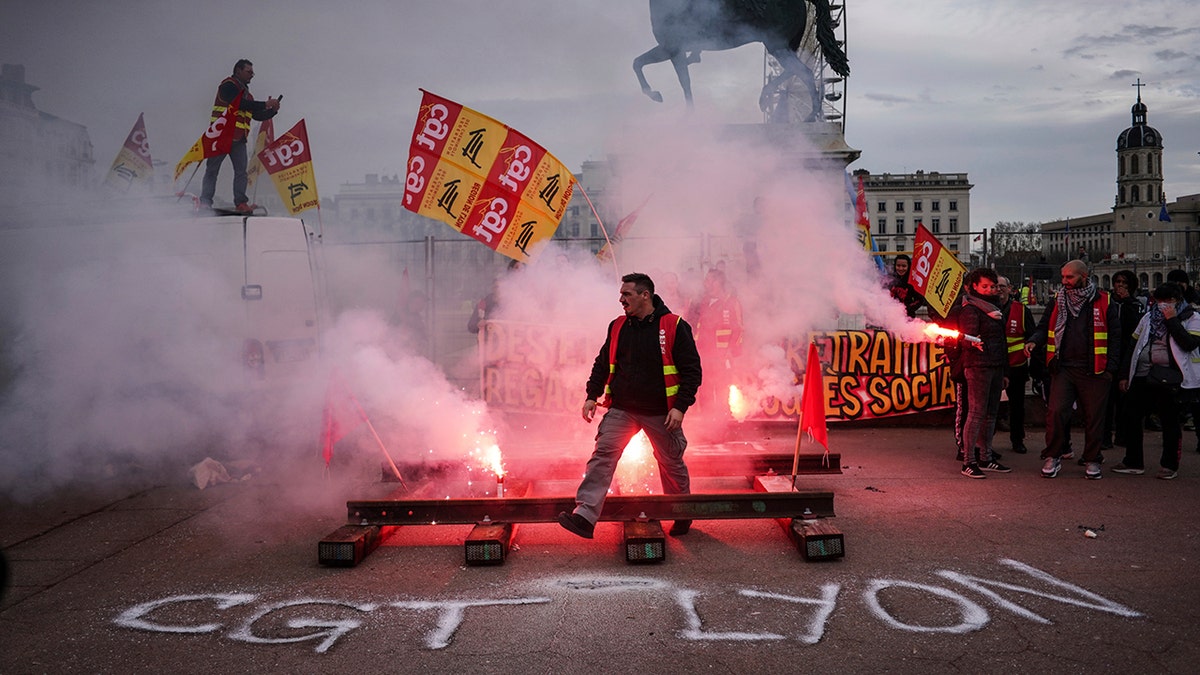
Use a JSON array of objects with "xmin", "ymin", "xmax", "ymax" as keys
[
  {"xmin": 174, "ymin": 91, "xmax": 243, "ymax": 181},
  {"xmin": 320, "ymin": 373, "xmax": 366, "ymax": 467},
  {"xmin": 799, "ymin": 341, "xmax": 829, "ymax": 450}
]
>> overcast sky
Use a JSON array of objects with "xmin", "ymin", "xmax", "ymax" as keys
[{"xmin": 3, "ymin": 0, "xmax": 1198, "ymax": 230}]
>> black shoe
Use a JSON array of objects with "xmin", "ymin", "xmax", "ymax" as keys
[
  {"xmin": 557, "ymin": 511, "xmax": 594, "ymax": 539},
  {"xmin": 991, "ymin": 451, "xmax": 1003, "ymax": 461},
  {"xmin": 669, "ymin": 520, "xmax": 692, "ymax": 536},
  {"xmin": 1012, "ymin": 444, "xmax": 1028, "ymax": 454},
  {"xmin": 961, "ymin": 463, "xmax": 987, "ymax": 479}
]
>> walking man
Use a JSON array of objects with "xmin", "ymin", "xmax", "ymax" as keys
[{"xmin": 559, "ymin": 273, "xmax": 702, "ymax": 538}]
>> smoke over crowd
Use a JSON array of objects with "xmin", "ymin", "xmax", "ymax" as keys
[{"xmin": 0, "ymin": 106, "xmax": 931, "ymax": 505}]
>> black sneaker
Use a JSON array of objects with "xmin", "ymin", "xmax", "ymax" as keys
[
  {"xmin": 982, "ymin": 461, "xmax": 1012, "ymax": 473},
  {"xmin": 961, "ymin": 464, "xmax": 986, "ymax": 479},
  {"xmin": 557, "ymin": 511, "xmax": 595, "ymax": 539},
  {"xmin": 669, "ymin": 520, "xmax": 692, "ymax": 536},
  {"xmin": 1012, "ymin": 444, "xmax": 1028, "ymax": 454}
]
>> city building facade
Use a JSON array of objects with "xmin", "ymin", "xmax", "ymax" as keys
[
  {"xmin": 854, "ymin": 169, "xmax": 973, "ymax": 264},
  {"xmin": 0, "ymin": 63, "xmax": 94, "ymax": 203},
  {"xmin": 1039, "ymin": 88, "xmax": 1199, "ymax": 290}
]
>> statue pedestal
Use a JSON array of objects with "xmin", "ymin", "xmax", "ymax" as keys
[{"xmin": 719, "ymin": 122, "xmax": 860, "ymax": 173}]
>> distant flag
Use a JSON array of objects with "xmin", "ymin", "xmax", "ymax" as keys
[
  {"xmin": 103, "ymin": 113, "xmax": 154, "ymax": 192},
  {"xmin": 320, "ymin": 373, "xmax": 366, "ymax": 469},
  {"xmin": 402, "ymin": 89, "xmax": 576, "ymax": 263},
  {"xmin": 174, "ymin": 91, "xmax": 243, "ymax": 181},
  {"xmin": 258, "ymin": 119, "xmax": 320, "ymax": 215},
  {"xmin": 1063, "ymin": 218, "xmax": 1070, "ymax": 247},
  {"xmin": 973, "ymin": 233, "xmax": 983, "ymax": 243},
  {"xmin": 1160, "ymin": 198, "xmax": 1172, "ymax": 222},
  {"xmin": 846, "ymin": 173, "xmax": 886, "ymax": 273},
  {"xmin": 597, "ymin": 195, "xmax": 651, "ymax": 263},
  {"xmin": 245, "ymin": 118, "xmax": 275, "ymax": 195}
]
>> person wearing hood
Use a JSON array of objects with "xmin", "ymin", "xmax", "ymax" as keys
[
  {"xmin": 888, "ymin": 254, "xmax": 924, "ymax": 318},
  {"xmin": 956, "ymin": 268, "xmax": 1012, "ymax": 478},
  {"xmin": 1112, "ymin": 283, "xmax": 1200, "ymax": 480},
  {"xmin": 559, "ymin": 272, "xmax": 703, "ymax": 539},
  {"xmin": 1025, "ymin": 260, "xmax": 1122, "ymax": 480}
]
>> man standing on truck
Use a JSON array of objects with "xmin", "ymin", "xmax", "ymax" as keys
[{"xmin": 200, "ymin": 59, "xmax": 280, "ymax": 213}]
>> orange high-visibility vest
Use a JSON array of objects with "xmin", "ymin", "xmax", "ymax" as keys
[
  {"xmin": 211, "ymin": 77, "xmax": 253, "ymax": 142},
  {"xmin": 1005, "ymin": 302, "xmax": 1028, "ymax": 367},
  {"xmin": 1046, "ymin": 291, "xmax": 1110, "ymax": 373},
  {"xmin": 600, "ymin": 314, "xmax": 681, "ymax": 410}
]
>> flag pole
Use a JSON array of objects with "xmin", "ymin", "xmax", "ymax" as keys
[
  {"xmin": 352, "ymin": 397, "xmax": 408, "ymax": 488},
  {"xmin": 175, "ymin": 163, "xmax": 202, "ymax": 202},
  {"xmin": 576, "ymin": 184, "xmax": 620, "ymax": 279}
]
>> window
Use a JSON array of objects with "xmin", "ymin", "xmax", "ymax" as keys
[
  {"xmin": 877, "ymin": 201, "xmax": 887, "ymax": 213},
  {"xmin": 949, "ymin": 200, "xmax": 958, "ymax": 211},
  {"xmin": 590, "ymin": 222, "xmax": 599, "ymax": 237},
  {"xmin": 1119, "ymin": 156, "xmax": 1125, "ymax": 177},
  {"xmin": 895, "ymin": 201, "xmax": 905, "ymax": 213},
  {"xmin": 896, "ymin": 217, "xmax": 906, "ymax": 234},
  {"xmin": 877, "ymin": 241, "xmax": 889, "ymax": 252},
  {"xmin": 1132, "ymin": 185, "xmax": 1141, "ymax": 202},
  {"xmin": 931, "ymin": 217, "xmax": 941, "ymax": 233},
  {"xmin": 932, "ymin": 200, "xmax": 941, "ymax": 212},
  {"xmin": 949, "ymin": 217, "xmax": 959, "ymax": 233},
  {"xmin": 913, "ymin": 200, "xmax": 923, "ymax": 212},
  {"xmin": 915, "ymin": 218, "xmax": 923, "ymax": 231},
  {"xmin": 1131, "ymin": 154, "xmax": 1139, "ymax": 174},
  {"xmin": 876, "ymin": 217, "xmax": 887, "ymax": 235}
]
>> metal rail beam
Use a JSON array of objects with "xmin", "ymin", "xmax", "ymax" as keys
[{"xmin": 346, "ymin": 491, "xmax": 834, "ymax": 526}]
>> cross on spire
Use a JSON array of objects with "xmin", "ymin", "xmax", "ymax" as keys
[{"xmin": 1132, "ymin": 78, "xmax": 1145, "ymax": 102}]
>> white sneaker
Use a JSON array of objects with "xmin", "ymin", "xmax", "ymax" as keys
[{"xmin": 1041, "ymin": 456, "xmax": 1061, "ymax": 478}]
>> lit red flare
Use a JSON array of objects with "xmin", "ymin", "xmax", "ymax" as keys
[
  {"xmin": 922, "ymin": 323, "xmax": 981, "ymax": 344},
  {"xmin": 728, "ymin": 385, "xmax": 751, "ymax": 422}
]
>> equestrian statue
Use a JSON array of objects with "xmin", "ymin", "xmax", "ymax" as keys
[{"xmin": 633, "ymin": 0, "xmax": 850, "ymax": 122}]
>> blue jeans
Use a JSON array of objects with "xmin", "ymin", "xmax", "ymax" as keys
[
  {"xmin": 200, "ymin": 140, "xmax": 249, "ymax": 206},
  {"xmin": 962, "ymin": 366, "xmax": 1004, "ymax": 465},
  {"xmin": 573, "ymin": 408, "xmax": 689, "ymax": 523}
]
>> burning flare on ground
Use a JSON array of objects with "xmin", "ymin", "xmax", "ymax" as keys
[
  {"xmin": 614, "ymin": 431, "xmax": 656, "ymax": 495},
  {"xmin": 728, "ymin": 384, "xmax": 751, "ymax": 422}
]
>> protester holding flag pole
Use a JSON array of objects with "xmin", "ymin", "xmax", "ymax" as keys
[{"xmin": 194, "ymin": 59, "xmax": 280, "ymax": 212}]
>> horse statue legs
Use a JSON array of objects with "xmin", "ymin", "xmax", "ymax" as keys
[
  {"xmin": 761, "ymin": 45, "xmax": 824, "ymax": 123},
  {"xmin": 633, "ymin": 44, "xmax": 695, "ymax": 106}
]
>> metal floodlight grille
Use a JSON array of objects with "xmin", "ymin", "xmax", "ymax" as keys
[
  {"xmin": 626, "ymin": 541, "xmax": 665, "ymax": 563},
  {"xmin": 465, "ymin": 540, "xmax": 505, "ymax": 565},
  {"xmin": 318, "ymin": 541, "xmax": 357, "ymax": 565},
  {"xmin": 805, "ymin": 536, "xmax": 843, "ymax": 560}
]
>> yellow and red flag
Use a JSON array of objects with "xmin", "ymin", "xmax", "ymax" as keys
[
  {"xmin": 910, "ymin": 223, "xmax": 967, "ymax": 318},
  {"xmin": 245, "ymin": 118, "xmax": 275, "ymax": 195},
  {"xmin": 597, "ymin": 195, "xmax": 651, "ymax": 263},
  {"xmin": 257, "ymin": 119, "xmax": 320, "ymax": 215},
  {"xmin": 402, "ymin": 90, "xmax": 575, "ymax": 263},
  {"xmin": 103, "ymin": 113, "xmax": 154, "ymax": 192},
  {"xmin": 174, "ymin": 91, "xmax": 243, "ymax": 182}
]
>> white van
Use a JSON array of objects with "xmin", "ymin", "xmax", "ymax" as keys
[{"xmin": 0, "ymin": 206, "xmax": 324, "ymax": 398}]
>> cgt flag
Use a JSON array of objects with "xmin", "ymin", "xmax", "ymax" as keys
[
  {"xmin": 258, "ymin": 119, "xmax": 320, "ymax": 214},
  {"xmin": 402, "ymin": 89, "xmax": 576, "ymax": 263},
  {"xmin": 103, "ymin": 113, "xmax": 154, "ymax": 192},
  {"xmin": 910, "ymin": 223, "xmax": 967, "ymax": 318},
  {"xmin": 174, "ymin": 91, "xmax": 243, "ymax": 181}
]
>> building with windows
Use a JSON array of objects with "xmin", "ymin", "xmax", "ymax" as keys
[
  {"xmin": 853, "ymin": 169, "xmax": 973, "ymax": 263},
  {"xmin": 1039, "ymin": 87, "xmax": 1199, "ymax": 290},
  {"xmin": 0, "ymin": 63, "xmax": 94, "ymax": 203}
]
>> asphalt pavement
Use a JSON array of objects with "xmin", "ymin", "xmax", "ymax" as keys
[{"xmin": 2, "ymin": 419, "xmax": 1199, "ymax": 674}]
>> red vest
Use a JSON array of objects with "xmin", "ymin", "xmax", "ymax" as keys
[
  {"xmin": 1005, "ymin": 302, "xmax": 1028, "ymax": 367},
  {"xmin": 1045, "ymin": 291, "xmax": 1110, "ymax": 373},
  {"xmin": 600, "ymin": 314, "xmax": 681, "ymax": 410},
  {"xmin": 211, "ymin": 77, "xmax": 253, "ymax": 142}
]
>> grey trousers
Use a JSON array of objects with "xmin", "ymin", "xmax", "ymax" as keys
[{"xmin": 573, "ymin": 408, "xmax": 690, "ymax": 524}]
